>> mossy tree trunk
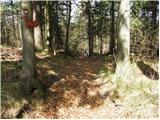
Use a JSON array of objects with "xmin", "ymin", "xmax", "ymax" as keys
[
  {"xmin": 21, "ymin": 1, "xmax": 42, "ymax": 95},
  {"xmin": 115, "ymin": 0, "xmax": 130, "ymax": 78}
]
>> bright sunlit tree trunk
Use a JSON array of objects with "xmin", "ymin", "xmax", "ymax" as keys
[
  {"xmin": 115, "ymin": 0, "xmax": 130, "ymax": 79},
  {"xmin": 33, "ymin": 1, "xmax": 44, "ymax": 51}
]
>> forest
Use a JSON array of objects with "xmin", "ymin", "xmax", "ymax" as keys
[{"xmin": 1, "ymin": 0, "xmax": 159, "ymax": 119}]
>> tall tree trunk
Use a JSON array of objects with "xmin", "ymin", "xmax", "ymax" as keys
[
  {"xmin": 55, "ymin": 2, "xmax": 63, "ymax": 50},
  {"xmin": 33, "ymin": 1, "xmax": 44, "ymax": 51},
  {"xmin": 100, "ymin": 34, "xmax": 103, "ymax": 55},
  {"xmin": 39, "ymin": 1, "xmax": 45, "ymax": 47},
  {"xmin": 48, "ymin": 1, "xmax": 53, "ymax": 50},
  {"xmin": 16, "ymin": 10, "xmax": 22, "ymax": 46},
  {"xmin": 86, "ymin": 1, "xmax": 93, "ymax": 56},
  {"xmin": 65, "ymin": 1, "xmax": 71, "ymax": 53},
  {"xmin": 45, "ymin": 1, "xmax": 50, "ymax": 49},
  {"xmin": 115, "ymin": 0, "xmax": 130, "ymax": 79},
  {"xmin": 152, "ymin": 1, "xmax": 158, "ymax": 30},
  {"xmin": 4, "ymin": 12, "xmax": 8, "ymax": 44},
  {"xmin": 2, "ymin": 24, "xmax": 7, "ymax": 44},
  {"xmin": 100, "ymin": 9, "xmax": 103, "ymax": 55},
  {"xmin": 2, "ymin": 12, "xmax": 7, "ymax": 44},
  {"xmin": 11, "ymin": 0, "xmax": 16, "ymax": 40},
  {"xmin": 48, "ymin": 1, "xmax": 57, "ymax": 53},
  {"xmin": 21, "ymin": 1, "xmax": 41, "ymax": 95},
  {"xmin": 109, "ymin": 1, "xmax": 115, "ymax": 54}
]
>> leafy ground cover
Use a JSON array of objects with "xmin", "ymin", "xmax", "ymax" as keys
[{"xmin": 1, "ymin": 46, "xmax": 159, "ymax": 119}]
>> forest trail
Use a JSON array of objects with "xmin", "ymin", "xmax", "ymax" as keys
[
  {"xmin": 57, "ymin": 56, "xmax": 103, "ymax": 82},
  {"xmin": 25, "ymin": 54, "xmax": 120, "ymax": 119},
  {"xmin": 1, "ymin": 48, "xmax": 158, "ymax": 119},
  {"xmin": 23, "ymin": 53, "xmax": 158, "ymax": 119}
]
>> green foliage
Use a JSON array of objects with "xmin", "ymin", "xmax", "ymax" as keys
[{"xmin": 131, "ymin": 18, "xmax": 143, "ymax": 30}]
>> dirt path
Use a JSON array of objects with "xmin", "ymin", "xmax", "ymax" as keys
[
  {"xmin": 25, "ymin": 54, "xmax": 158, "ymax": 119},
  {"xmin": 24, "ymin": 55, "xmax": 110, "ymax": 118},
  {"xmin": 58, "ymin": 56, "xmax": 103, "ymax": 82},
  {"xmin": 1, "ymin": 48, "xmax": 158, "ymax": 119}
]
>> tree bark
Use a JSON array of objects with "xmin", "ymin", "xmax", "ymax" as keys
[
  {"xmin": 109, "ymin": 1, "xmax": 115, "ymax": 54},
  {"xmin": 11, "ymin": 0, "xmax": 16, "ymax": 40},
  {"xmin": 86, "ymin": 1, "xmax": 93, "ymax": 56},
  {"xmin": 65, "ymin": 1, "xmax": 71, "ymax": 54},
  {"xmin": 100, "ymin": 8, "xmax": 103, "ymax": 55},
  {"xmin": 21, "ymin": 1, "xmax": 41, "ymax": 95},
  {"xmin": 152, "ymin": 1, "xmax": 158, "ymax": 30},
  {"xmin": 45, "ymin": 1, "xmax": 50, "ymax": 48},
  {"xmin": 100, "ymin": 34, "xmax": 103, "ymax": 55},
  {"xmin": 33, "ymin": 1, "xmax": 44, "ymax": 51},
  {"xmin": 48, "ymin": 1, "xmax": 53, "ymax": 50},
  {"xmin": 54, "ymin": 2, "xmax": 63, "ymax": 50},
  {"xmin": 115, "ymin": 0, "xmax": 130, "ymax": 78}
]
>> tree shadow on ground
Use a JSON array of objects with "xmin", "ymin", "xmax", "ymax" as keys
[
  {"xmin": 1, "ymin": 60, "xmax": 58, "ymax": 118},
  {"xmin": 1, "ymin": 52, "xmax": 116, "ymax": 118},
  {"xmin": 1, "ymin": 60, "xmax": 29, "ymax": 118},
  {"xmin": 36, "ymin": 53, "xmax": 116, "ymax": 117},
  {"xmin": 137, "ymin": 61, "xmax": 159, "ymax": 80}
]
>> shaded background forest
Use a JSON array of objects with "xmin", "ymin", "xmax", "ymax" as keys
[{"xmin": 1, "ymin": 0, "xmax": 159, "ymax": 57}]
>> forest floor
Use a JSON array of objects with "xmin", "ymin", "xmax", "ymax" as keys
[{"xmin": 1, "ymin": 46, "xmax": 159, "ymax": 119}]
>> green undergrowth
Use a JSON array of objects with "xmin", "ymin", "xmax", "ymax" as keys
[
  {"xmin": 98, "ymin": 56, "xmax": 115, "ymax": 78},
  {"xmin": 97, "ymin": 56, "xmax": 158, "ymax": 118},
  {"xmin": 1, "ymin": 61, "xmax": 46, "ymax": 118},
  {"xmin": 116, "ymin": 78, "xmax": 158, "ymax": 118}
]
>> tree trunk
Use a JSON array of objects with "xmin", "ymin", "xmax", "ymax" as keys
[
  {"xmin": 152, "ymin": 1, "xmax": 158, "ymax": 30},
  {"xmin": 33, "ymin": 1, "xmax": 44, "ymax": 51},
  {"xmin": 115, "ymin": 0, "xmax": 130, "ymax": 79},
  {"xmin": 21, "ymin": 1, "xmax": 41, "ymax": 95},
  {"xmin": 100, "ymin": 9, "xmax": 103, "ymax": 55},
  {"xmin": 100, "ymin": 34, "xmax": 103, "ymax": 55},
  {"xmin": 65, "ymin": 1, "xmax": 71, "ymax": 54},
  {"xmin": 2, "ymin": 12, "xmax": 7, "ymax": 44},
  {"xmin": 44, "ymin": 1, "xmax": 51, "ymax": 50},
  {"xmin": 39, "ymin": 2, "xmax": 45, "ymax": 44},
  {"xmin": 48, "ymin": 1, "xmax": 57, "ymax": 53},
  {"xmin": 4, "ymin": 12, "xmax": 8, "ymax": 44},
  {"xmin": 109, "ymin": 1, "xmax": 115, "ymax": 54},
  {"xmin": 16, "ymin": 10, "xmax": 22, "ymax": 47},
  {"xmin": 11, "ymin": 0, "xmax": 16, "ymax": 40},
  {"xmin": 86, "ymin": 1, "xmax": 93, "ymax": 56},
  {"xmin": 48, "ymin": 1, "xmax": 53, "ymax": 51},
  {"xmin": 55, "ymin": 2, "xmax": 63, "ymax": 50}
]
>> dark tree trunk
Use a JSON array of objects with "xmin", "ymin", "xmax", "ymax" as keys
[
  {"xmin": 39, "ymin": 1, "xmax": 45, "ymax": 46},
  {"xmin": 100, "ymin": 34, "xmax": 103, "ymax": 55},
  {"xmin": 152, "ymin": 1, "xmax": 158, "ymax": 30},
  {"xmin": 109, "ymin": 1, "xmax": 115, "ymax": 54},
  {"xmin": 11, "ymin": 0, "xmax": 16, "ymax": 40},
  {"xmin": 54, "ymin": 2, "xmax": 63, "ymax": 50},
  {"xmin": 48, "ymin": 1, "xmax": 54, "ymax": 51},
  {"xmin": 45, "ymin": 1, "xmax": 49, "ymax": 48},
  {"xmin": 100, "ymin": 9, "xmax": 103, "ymax": 55},
  {"xmin": 65, "ymin": 1, "xmax": 71, "ymax": 54},
  {"xmin": 86, "ymin": 1, "xmax": 93, "ymax": 56}
]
